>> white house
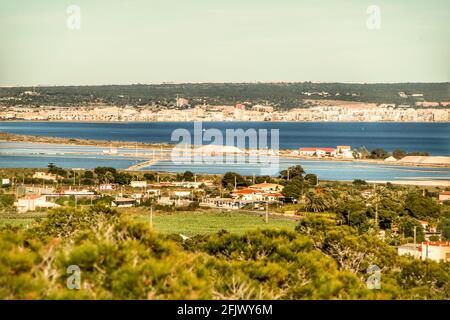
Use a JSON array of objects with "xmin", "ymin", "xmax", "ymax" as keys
[
  {"xmin": 111, "ymin": 197, "xmax": 137, "ymax": 208},
  {"xmin": 99, "ymin": 184, "xmax": 115, "ymax": 191},
  {"xmin": 421, "ymin": 242, "xmax": 450, "ymax": 261},
  {"xmin": 130, "ymin": 181, "xmax": 147, "ymax": 188},
  {"xmin": 335, "ymin": 146, "xmax": 354, "ymax": 159},
  {"xmin": 398, "ymin": 242, "xmax": 450, "ymax": 262},
  {"xmin": 173, "ymin": 191, "xmax": 191, "ymax": 198},
  {"xmin": 15, "ymin": 195, "xmax": 60, "ymax": 213},
  {"xmin": 438, "ymin": 191, "xmax": 450, "ymax": 202},
  {"xmin": 299, "ymin": 147, "xmax": 335, "ymax": 157},
  {"xmin": 231, "ymin": 188, "xmax": 265, "ymax": 201},
  {"xmin": 32, "ymin": 172, "xmax": 62, "ymax": 182},
  {"xmin": 397, "ymin": 244, "xmax": 421, "ymax": 259}
]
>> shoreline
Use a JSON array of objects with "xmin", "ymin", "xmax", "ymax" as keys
[
  {"xmin": 1, "ymin": 119, "xmax": 449, "ymax": 124},
  {"xmin": 0, "ymin": 131, "xmax": 449, "ymax": 169}
]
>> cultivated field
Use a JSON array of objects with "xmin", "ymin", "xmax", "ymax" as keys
[{"xmin": 131, "ymin": 209, "xmax": 298, "ymax": 236}]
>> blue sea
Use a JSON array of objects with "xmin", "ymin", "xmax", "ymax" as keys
[
  {"xmin": 0, "ymin": 121, "xmax": 449, "ymax": 155},
  {"xmin": 0, "ymin": 122, "xmax": 449, "ymax": 181}
]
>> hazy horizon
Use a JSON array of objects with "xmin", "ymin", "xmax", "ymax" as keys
[
  {"xmin": 1, "ymin": 81, "xmax": 450, "ymax": 89},
  {"xmin": 1, "ymin": 0, "xmax": 449, "ymax": 86}
]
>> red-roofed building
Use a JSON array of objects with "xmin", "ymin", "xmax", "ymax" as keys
[
  {"xmin": 438, "ymin": 191, "xmax": 450, "ymax": 202},
  {"xmin": 398, "ymin": 241, "xmax": 450, "ymax": 262},
  {"xmin": 231, "ymin": 188, "xmax": 284, "ymax": 202},
  {"xmin": 420, "ymin": 242, "xmax": 450, "ymax": 261}
]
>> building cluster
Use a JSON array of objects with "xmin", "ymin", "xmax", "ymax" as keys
[
  {"xmin": 0, "ymin": 103, "xmax": 448, "ymax": 122},
  {"xmin": 7, "ymin": 169, "xmax": 450, "ymax": 263},
  {"xmin": 293, "ymin": 145, "xmax": 355, "ymax": 159},
  {"xmin": 286, "ymin": 105, "xmax": 449, "ymax": 122},
  {"xmin": 398, "ymin": 242, "xmax": 450, "ymax": 262}
]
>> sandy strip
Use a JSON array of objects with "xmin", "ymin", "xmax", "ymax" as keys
[{"xmin": 368, "ymin": 180, "xmax": 450, "ymax": 187}]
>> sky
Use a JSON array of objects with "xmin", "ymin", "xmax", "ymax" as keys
[{"xmin": 0, "ymin": 0, "xmax": 449, "ymax": 86}]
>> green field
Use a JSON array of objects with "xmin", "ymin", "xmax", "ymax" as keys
[
  {"xmin": 134, "ymin": 210, "xmax": 299, "ymax": 236},
  {"xmin": 0, "ymin": 209, "xmax": 299, "ymax": 236},
  {"xmin": 0, "ymin": 218, "xmax": 35, "ymax": 227}
]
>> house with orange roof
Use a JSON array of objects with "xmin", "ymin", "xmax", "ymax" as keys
[{"xmin": 231, "ymin": 188, "xmax": 284, "ymax": 202}]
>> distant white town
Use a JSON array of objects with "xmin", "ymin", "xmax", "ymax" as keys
[{"xmin": 1, "ymin": 95, "xmax": 449, "ymax": 122}]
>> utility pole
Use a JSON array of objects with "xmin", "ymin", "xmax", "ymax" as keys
[
  {"xmin": 374, "ymin": 184, "xmax": 378, "ymax": 227},
  {"xmin": 149, "ymin": 206, "xmax": 153, "ymax": 229},
  {"xmin": 375, "ymin": 201, "xmax": 378, "ymax": 227},
  {"xmin": 234, "ymin": 176, "xmax": 237, "ymax": 190},
  {"xmin": 265, "ymin": 202, "xmax": 269, "ymax": 224},
  {"xmin": 413, "ymin": 226, "xmax": 417, "ymax": 246}
]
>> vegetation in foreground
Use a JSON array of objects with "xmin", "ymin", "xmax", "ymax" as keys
[{"xmin": 1, "ymin": 205, "xmax": 449, "ymax": 300}]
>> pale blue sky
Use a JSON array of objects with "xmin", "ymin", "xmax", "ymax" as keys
[{"xmin": 0, "ymin": 0, "xmax": 449, "ymax": 86}]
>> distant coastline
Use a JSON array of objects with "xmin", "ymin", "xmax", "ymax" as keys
[{"xmin": 1, "ymin": 119, "xmax": 449, "ymax": 123}]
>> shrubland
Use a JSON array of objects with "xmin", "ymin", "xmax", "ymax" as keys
[{"xmin": 1, "ymin": 205, "xmax": 448, "ymax": 300}]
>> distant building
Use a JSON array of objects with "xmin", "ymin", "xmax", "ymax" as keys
[
  {"xmin": 15, "ymin": 195, "xmax": 60, "ymax": 213},
  {"xmin": 398, "ymin": 244, "xmax": 421, "ymax": 259},
  {"xmin": 111, "ymin": 198, "xmax": 137, "ymax": 208},
  {"xmin": 235, "ymin": 103, "xmax": 246, "ymax": 110},
  {"xmin": 99, "ymin": 184, "xmax": 115, "ymax": 191},
  {"xmin": 130, "ymin": 181, "xmax": 147, "ymax": 188},
  {"xmin": 201, "ymin": 197, "xmax": 242, "ymax": 210},
  {"xmin": 158, "ymin": 196, "xmax": 174, "ymax": 206},
  {"xmin": 173, "ymin": 191, "xmax": 191, "ymax": 198},
  {"xmin": 420, "ymin": 242, "xmax": 450, "ymax": 261},
  {"xmin": 299, "ymin": 147, "xmax": 335, "ymax": 157},
  {"xmin": 335, "ymin": 146, "xmax": 354, "ymax": 159},
  {"xmin": 62, "ymin": 189, "xmax": 95, "ymax": 196},
  {"xmin": 176, "ymin": 97, "xmax": 189, "ymax": 107},
  {"xmin": 361, "ymin": 190, "xmax": 374, "ymax": 199},
  {"xmin": 231, "ymin": 188, "xmax": 283, "ymax": 202},
  {"xmin": 32, "ymin": 172, "xmax": 62, "ymax": 182},
  {"xmin": 438, "ymin": 191, "xmax": 450, "ymax": 202},
  {"xmin": 249, "ymin": 182, "xmax": 284, "ymax": 192},
  {"xmin": 231, "ymin": 188, "xmax": 265, "ymax": 201},
  {"xmin": 177, "ymin": 181, "xmax": 203, "ymax": 189},
  {"xmin": 16, "ymin": 186, "xmax": 55, "ymax": 196},
  {"xmin": 1, "ymin": 178, "xmax": 10, "ymax": 186},
  {"xmin": 398, "ymin": 242, "xmax": 450, "ymax": 262}
]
